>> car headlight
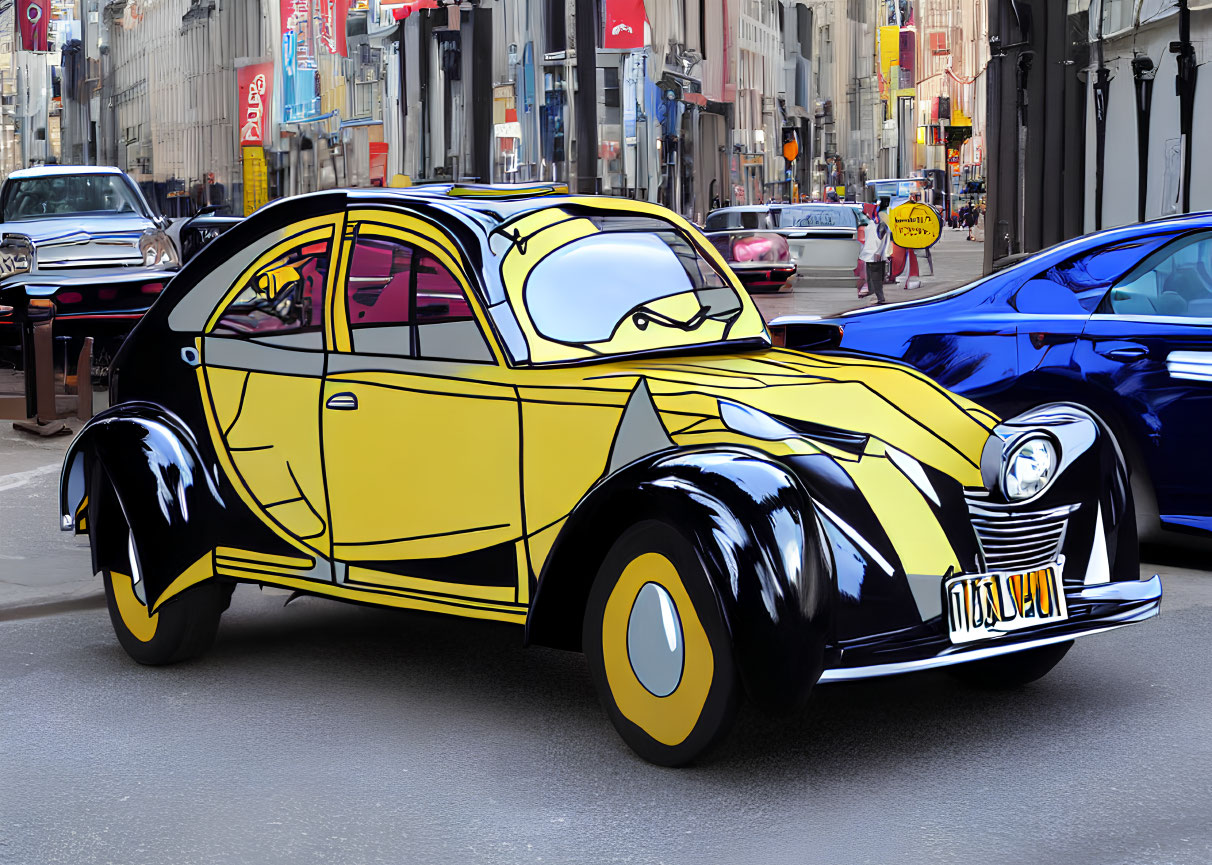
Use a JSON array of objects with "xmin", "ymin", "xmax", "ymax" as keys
[
  {"xmin": 718, "ymin": 400, "xmax": 798, "ymax": 440},
  {"xmin": 139, "ymin": 230, "xmax": 180, "ymax": 268},
  {"xmin": 1002, "ymin": 434, "xmax": 1057, "ymax": 500}
]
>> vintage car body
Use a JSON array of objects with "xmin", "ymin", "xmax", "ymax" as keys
[
  {"xmin": 59, "ymin": 185, "xmax": 1162, "ymax": 765},
  {"xmin": 0, "ymin": 166, "xmax": 177, "ymax": 276},
  {"xmin": 774, "ymin": 212, "xmax": 1212, "ymax": 542}
]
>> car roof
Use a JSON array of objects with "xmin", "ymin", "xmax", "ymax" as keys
[
  {"xmin": 5, "ymin": 165, "xmax": 128, "ymax": 180},
  {"xmin": 706, "ymin": 205, "xmax": 772, "ymax": 213},
  {"xmin": 343, "ymin": 184, "xmax": 658, "ymax": 231}
]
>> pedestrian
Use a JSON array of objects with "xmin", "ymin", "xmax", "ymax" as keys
[{"xmin": 858, "ymin": 206, "xmax": 891, "ymax": 304}]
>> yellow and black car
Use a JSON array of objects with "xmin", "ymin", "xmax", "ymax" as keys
[{"xmin": 59, "ymin": 185, "xmax": 1162, "ymax": 765}]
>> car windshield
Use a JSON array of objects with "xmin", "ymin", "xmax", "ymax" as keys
[
  {"xmin": 512, "ymin": 212, "xmax": 764, "ymax": 361},
  {"xmin": 1, "ymin": 174, "xmax": 149, "ymax": 221},
  {"xmin": 773, "ymin": 206, "xmax": 856, "ymax": 228}
]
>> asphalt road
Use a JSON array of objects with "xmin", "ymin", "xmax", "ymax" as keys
[{"xmin": 2, "ymin": 570, "xmax": 1211, "ymax": 865}]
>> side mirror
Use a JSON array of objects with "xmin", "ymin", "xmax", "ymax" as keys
[{"xmin": 1013, "ymin": 278, "xmax": 1087, "ymax": 316}]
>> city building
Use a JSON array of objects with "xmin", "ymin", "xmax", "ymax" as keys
[{"xmin": 1, "ymin": 0, "xmax": 991, "ymax": 222}]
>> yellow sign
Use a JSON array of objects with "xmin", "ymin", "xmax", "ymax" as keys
[
  {"xmin": 888, "ymin": 202, "xmax": 942, "ymax": 249},
  {"xmin": 241, "ymin": 145, "xmax": 269, "ymax": 216},
  {"xmin": 879, "ymin": 26, "xmax": 900, "ymax": 97}
]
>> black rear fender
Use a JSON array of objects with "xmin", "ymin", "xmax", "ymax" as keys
[{"xmin": 526, "ymin": 447, "xmax": 833, "ymax": 713}]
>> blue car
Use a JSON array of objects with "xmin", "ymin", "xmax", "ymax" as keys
[{"xmin": 772, "ymin": 213, "xmax": 1212, "ymax": 542}]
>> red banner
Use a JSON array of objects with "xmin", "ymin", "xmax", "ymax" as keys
[
  {"xmin": 603, "ymin": 0, "xmax": 644, "ymax": 50},
  {"xmin": 238, "ymin": 63, "xmax": 273, "ymax": 146},
  {"xmin": 318, "ymin": 0, "xmax": 349, "ymax": 57},
  {"xmin": 18, "ymin": 0, "xmax": 51, "ymax": 52}
]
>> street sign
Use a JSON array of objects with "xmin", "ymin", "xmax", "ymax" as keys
[{"xmin": 888, "ymin": 202, "xmax": 942, "ymax": 249}]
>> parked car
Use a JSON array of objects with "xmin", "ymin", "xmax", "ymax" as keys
[
  {"xmin": 703, "ymin": 229, "xmax": 797, "ymax": 292},
  {"xmin": 0, "ymin": 165, "xmax": 178, "ymax": 276},
  {"xmin": 0, "ymin": 191, "xmax": 240, "ymax": 366},
  {"xmin": 704, "ymin": 204, "xmax": 862, "ymax": 279},
  {"xmin": 772, "ymin": 212, "xmax": 1212, "ymax": 542},
  {"xmin": 60, "ymin": 185, "xmax": 1160, "ymax": 765}
]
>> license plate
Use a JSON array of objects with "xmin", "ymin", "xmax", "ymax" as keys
[{"xmin": 945, "ymin": 565, "xmax": 1068, "ymax": 644}]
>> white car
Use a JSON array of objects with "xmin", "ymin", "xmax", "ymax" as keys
[{"xmin": 0, "ymin": 165, "xmax": 178, "ymax": 278}]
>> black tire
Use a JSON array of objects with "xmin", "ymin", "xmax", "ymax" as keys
[
  {"xmin": 948, "ymin": 640, "xmax": 1073, "ymax": 688},
  {"xmin": 93, "ymin": 476, "xmax": 229, "ymax": 665},
  {"xmin": 583, "ymin": 520, "xmax": 740, "ymax": 766}
]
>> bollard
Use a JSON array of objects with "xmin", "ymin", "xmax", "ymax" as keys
[
  {"xmin": 12, "ymin": 298, "xmax": 71, "ymax": 436},
  {"xmin": 77, "ymin": 337, "xmax": 93, "ymax": 421}
]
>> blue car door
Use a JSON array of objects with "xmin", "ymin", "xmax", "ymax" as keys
[{"xmin": 1075, "ymin": 230, "xmax": 1212, "ymax": 534}]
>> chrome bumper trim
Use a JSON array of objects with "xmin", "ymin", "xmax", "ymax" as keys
[{"xmin": 818, "ymin": 575, "xmax": 1162, "ymax": 683}]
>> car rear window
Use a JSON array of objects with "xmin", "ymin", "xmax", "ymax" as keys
[
  {"xmin": 704, "ymin": 210, "xmax": 770, "ymax": 231},
  {"xmin": 772, "ymin": 206, "xmax": 856, "ymax": 229}
]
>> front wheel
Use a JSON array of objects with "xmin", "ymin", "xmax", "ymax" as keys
[
  {"xmin": 583, "ymin": 520, "xmax": 740, "ymax": 766},
  {"xmin": 948, "ymin": 640, "xmax": 1073, "ymax": 688}
]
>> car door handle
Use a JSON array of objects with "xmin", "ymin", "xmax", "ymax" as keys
[
  {"xmin": 325, "ymin": 392, "xmax": 358, "ymax": 410},
  {"xmin": 1095, "ymin": 342, "xmax": 1149, "ymax": 362}
]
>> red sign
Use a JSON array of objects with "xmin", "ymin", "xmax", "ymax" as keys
[
  {"xmin": 18, "ymin": 0, "xmax": 51, "ymax": 52},
  {"xmin": 603, "ymin": 0, "xmax": 644, "ymax": 50},
  {"xmin": 238, "ymin": 63, "xmax": 273, "ymax": 146},
  {"xmin": 317, "ymin": 0, "xmax": 349, "ymax": 57}
]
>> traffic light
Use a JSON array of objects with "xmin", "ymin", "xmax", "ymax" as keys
[{"xmin": 781, "ymin": 128, "xmax": 800, "ymax": 162}]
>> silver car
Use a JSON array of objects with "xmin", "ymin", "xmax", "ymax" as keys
[
  {"xmin": 703, "ymin": 204, "xmax": 865, "ymax": 279},
  {"xmin": 0, "ymin": 165, "xmax": 178, "ymax": 278}
]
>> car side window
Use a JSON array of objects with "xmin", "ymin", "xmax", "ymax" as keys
[
  {"xmin": 212, "ymin": 237, "xmax": 330, "ymax": 339},
  {"xmin": 414, "ymin": 252, "xmax": 493, "ymax": 363},
  {"xmin": 345, "ymin": 235, "xmax": 414, "ymax": 355},
  {"xmin": 1016, "ymin": 237, "xmax": 1170, "ymax": 313},
  {"xmin": 1101, "ymin": 232, "xmax": 1212, "ymax": 319},
  {"xmin": 342, "ymin": 232, "xmax": 492, "ymax": 363}
]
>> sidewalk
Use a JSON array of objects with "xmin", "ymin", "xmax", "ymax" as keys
[
  {"xmin": 754, "ymin": 230, "xmax": 987, "ymax": 321},
  {"xmin": 0, "ymin": 416, "xmax": 101, "ymax": 620}
]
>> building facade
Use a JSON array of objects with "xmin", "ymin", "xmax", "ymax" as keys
[{"xmin": 2, "ymin": 0, "xmax": 991, "ymax": 222}]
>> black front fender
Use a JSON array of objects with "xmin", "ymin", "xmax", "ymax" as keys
[
  {"xmin": 60, "ymin": 401, "xmax": 227, "ymax": 606},
  {"xmin": 527, "ymin": 447, "xmax": 833, "ymax": 713}
]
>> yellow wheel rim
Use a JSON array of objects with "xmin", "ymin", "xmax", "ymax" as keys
[
  {"xmin": 601, "ymin": 552, "xmax": 714, "ymax": 746},
  {"xmin": 110, "ymin": 571, "xmax": 159, "ymax": 643}
]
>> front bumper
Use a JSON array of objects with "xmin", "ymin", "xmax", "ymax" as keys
[{"xmin": 818, "ymin": 574, "xmax": 1162, "ymax": 682}]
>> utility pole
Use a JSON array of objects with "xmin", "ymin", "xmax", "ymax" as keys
[
  {"xmin": 573, "ymin": 0, "xmax": 598, "ymax": 194},
  {"xmin": 1172, "ymin": 0, "xmax": 1196, "ymax": 214}
]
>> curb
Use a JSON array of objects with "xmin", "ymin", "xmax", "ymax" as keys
[{"xmin": 0, "ymin": 590, "xmax": 107, "ymax": 623}]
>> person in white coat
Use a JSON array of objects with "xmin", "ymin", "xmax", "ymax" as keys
[{"xmin": 858, "ymin": 207, "xmax": 891, "ymax": 304}]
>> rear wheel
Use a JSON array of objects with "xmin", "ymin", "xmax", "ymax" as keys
[
  {"xmin": 948, "ymin": 640, "xmax": 1073, "ymax": 688},
  {"xmin": 93, "ymin": 477, "xmax": 229, "ymax": 665},
  {"xmin": 583, "ymin": 521, "xmax": 740, "ymax": 766}
]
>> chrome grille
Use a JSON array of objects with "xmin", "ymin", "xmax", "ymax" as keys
[{"xmin": 966, "ymin": 498, "xmax": 1077, "ymax": 573}]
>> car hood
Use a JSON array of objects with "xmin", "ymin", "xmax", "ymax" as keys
[{"xmin": 595, "ymin": 348, "xmax": 999, "ymax": 488}]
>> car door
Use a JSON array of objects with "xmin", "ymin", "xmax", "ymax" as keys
[
  {"xmin": 320, "ymin": 208, "xmax": 527, "ymax": 609},
  {"xmin": 1076, "ymin": 230, "xmax": 1212, "ymax": 532},
  {"xmin": 199, "ymin": 215, "xmax": 338, "ymax": 558},
  {"xmin": 1007, "ymin": 237, "xmax": 1175, "ymax": 385}
]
